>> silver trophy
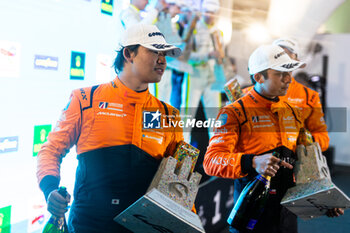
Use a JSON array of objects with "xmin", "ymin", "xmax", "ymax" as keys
[
  {"xmin": 114, "ymin": 143, "xmax": 205, "ymax": 233},
  {"xmin": 281, "ymin": 142, "xmax": 350, "ymax": 219}
]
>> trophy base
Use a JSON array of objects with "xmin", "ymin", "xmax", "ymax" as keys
[
  {"xmin": 281, "ymin": 178, "xmax": 350, "ymax": 220},
  {"xmin": 114, "ymin": 188, "xmax": 205, "ymax": 233}
]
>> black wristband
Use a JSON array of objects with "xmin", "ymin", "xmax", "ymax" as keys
[
  {"xmin": 39, "ymin": 175, "xmax": 60, "ymax": 201},
  {"xmin": 241, "ymin": 154, "xmax": 256, "ymax": 174}
]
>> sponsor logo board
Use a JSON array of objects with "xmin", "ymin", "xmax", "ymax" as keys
[
  {"xmin": 0, "ymin": 205, "xmax": 11, "ymax": 233},
  {"xmin": 34, "ymin": 55, "xmax": 58, "ymax": 70},
  {"xmin": 101, "ymin": 0, "xmax": 113, "ymax": 15},
  {"xmin": 70, "ymin": 51, "xmax": 85, "ymax": 80},
  {"xmin": 0, "ymin": 136, "xmax": 18, "ymax": 153},
  {"xmin": 0, "ymin": 41, "xmax": 21, "ymax": 78},
  {"xmin": 33, "ymin": 125, "xmax": 52, "ymax": 157}
]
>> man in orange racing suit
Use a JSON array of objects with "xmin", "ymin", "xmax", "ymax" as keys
[
  {"xmin": 204, "ymin": 44, "xmax": 306, "ymax": 232},
  {"xmin": 243, "ymin": 38, "xmax": 329, "ymax": 152},
  {"xmin": 37, "ymin": 24, "xmax": 183, "ymax": 233}
]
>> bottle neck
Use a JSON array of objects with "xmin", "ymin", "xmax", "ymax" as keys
[{"xmin": 257, "ymin": 174, "xmax": 271, "ymax": 185}]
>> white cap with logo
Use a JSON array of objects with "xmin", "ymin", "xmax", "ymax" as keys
[
  {"xmin": 202, "ymin": 0, "xmax": 220, "ymax": 12},
  {"xmin": 119, "ymin": 24, "xmax": 182, "ymax": 58},
  {"xmin": 248, "ymin": 44, "xmax": 305, "ymax": 75},
  {"xmin": 272, "ymin": 37, "xmax": 300, "ymax": 56}
]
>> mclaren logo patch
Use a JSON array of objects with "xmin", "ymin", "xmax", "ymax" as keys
[
  {"xmin": 98, "ymin": 102, "xmax": 123, "ymax": 111},
  {"xmin": 99, "ymin": 102, "xmax": 108, "ymax": 109}
]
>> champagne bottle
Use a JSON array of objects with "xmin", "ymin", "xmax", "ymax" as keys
[
  {"xmin": 43, "ymin": 187, "xmax": 69, "ymax": 233},
  {"xmin": 227, "ymin": 152, "xmax": 279, "ymax": 231}
]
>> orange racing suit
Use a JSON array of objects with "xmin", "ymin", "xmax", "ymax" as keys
[
  {"xmin": 37, "ymin": 77, "xmax": 183, "ymax": 233},
  {"xmin": 242, "ymin": 77, "xmax": 329, "ymax": 151},
  {"xmin": 204, "ymin": 88, "xmax": 303, "ymax": 232}
]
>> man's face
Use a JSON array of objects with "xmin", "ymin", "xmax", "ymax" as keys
[
  {"xmin": 179, "ymin": 10, "xmax": 192, "ymax": 24},
  {"xmin": 131, "ymin": 46, "xmax": 167, "ymax": 84},
  {"xmin": 132, "ymin": 0, "xmax": 149, "ymax": 10},
  {"xmin": 260, "ymin": 69, "xmax": 292, "ymax": 98},
  {"xmin": 168, "ymin": 4, "xmax": 181, "ymax": 18},
  {"xmin": 203, "ymin": 11, "xmax": 216, "ymax": 25}
]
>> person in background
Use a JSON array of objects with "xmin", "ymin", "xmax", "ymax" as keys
[
  {"xmin": 155, "ymin": 0, "xmax": 194, "ymax": 105},
  {"xmin": 185, "ymin": 0, "xmax": 223, "ymax": 142},
  {"xmin": 203, "ymin": 44, "xmax": 343, "ymax": 233},
  {"xmin": 119, "ymin": 0, "xmax": 167, "ymax": 29},
  {"xmin": 37, "ymin": 24, "xmax": 183, "ymax": 233},
  {"xmin": 169, "ymin": 2, "xmax": 198, "ymax": 109}
]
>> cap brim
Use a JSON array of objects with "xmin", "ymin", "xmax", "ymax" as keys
[
  {"xmin": 300, "ymin": 63, "xmax": 307, "ymax": 68},
  {"xmin": 271, "ymin": 60, "xmax": 306, "ymax": 72},
  {"xmin": 142, "ymin": 43, "xmax": 182, "ymax": 58}
]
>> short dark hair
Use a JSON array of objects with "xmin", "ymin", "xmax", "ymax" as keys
[
  {"xmin": 250, "ymin": 69, "xmax": 268, "ymax": 85},
  {"xmin": 113, "ymin": 45, "xmax": 140, "ymax": 74}
]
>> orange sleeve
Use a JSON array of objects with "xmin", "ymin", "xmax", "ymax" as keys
[
  {"xmin": 203, "ymin": 106, "xmax": 247, "ymax": 179},
  {"xmin": 37, "ymin": 91, "xmax": 82, "ymax": 194},
  {"xmin": 304, "ymin": 91, "xmax": 329, "ymax": 151}
]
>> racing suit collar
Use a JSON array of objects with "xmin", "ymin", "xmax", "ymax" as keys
[
  {"xmin": 252, "ymin": 87, "xmax": 280, "ymax": 103},
  {"xmin": 290, "ymin": 76, "xmax": 296, "ymax": 85},
  {"xmin": 112, "ymin": 76, "xmax": 150, "ymax": 104},
  {"xmin": 250, "ymin": 88, "xmax": 287, "ymax": 115}
]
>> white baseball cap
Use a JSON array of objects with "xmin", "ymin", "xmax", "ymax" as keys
[
  {"xmin": 248, "ymin": 44, "xmax": 305, "ymax": 75},
  {"xmin": 120, "ymin": 24, "xmax": 182, "ymax": 58},
  {"xmin": 272, "ymin": 37, "xmax": 299, "ymax": 55},
  {"xmin": 202, "ymin": 0, "xmax": 220, "ymax": 12}
]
